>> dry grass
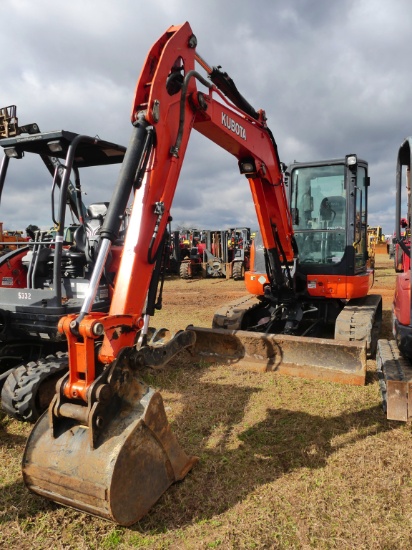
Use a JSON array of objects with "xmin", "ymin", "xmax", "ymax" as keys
[{"xmin": 2, "ymin": 254, "xmax": 412, "ymax": 549}]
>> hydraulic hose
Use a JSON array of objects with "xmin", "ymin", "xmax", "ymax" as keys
[
  {"xmin": 73, "ymin": 116, "xmax": 155, "ymax": 329},
  {"xmin": 100, "ymin": 115, "xmax": 154, "ymax": 242}
]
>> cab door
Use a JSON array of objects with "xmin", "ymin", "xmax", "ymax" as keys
[{"xmin": 351, "ymin": 158, "xmax": 369, "ymax": 272}]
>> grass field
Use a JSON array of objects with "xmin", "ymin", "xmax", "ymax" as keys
[{"xmin": 1, "ymin": 253, "xmax": 411, "ymax": 549}]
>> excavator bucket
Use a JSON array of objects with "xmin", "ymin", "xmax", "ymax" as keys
[
  {"xmin": 188, "ymin": 326, "xmax": 367, "ymax": 385},
  {"xmin": 22, "ymin": 352, "xmax": 198, "ymax": 526}
]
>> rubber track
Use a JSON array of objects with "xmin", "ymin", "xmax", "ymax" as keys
[
  {"xmin": 334, "ymin": 294, "xmax": 382, "ymax": 357},
  {"xmin": 1, "ymin": 352, "xmax": 68, "ymax": 422},
  {"xmin": 212, "ymin": 295, "xmax": 261, "ymax": 330}
]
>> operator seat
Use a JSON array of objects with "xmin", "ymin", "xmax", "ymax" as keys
[
  {"xmin": 325, "ymin": 196, "xmax": 345, "ymax": 226},
  {"xmin": 73, "ymin": 202, "xmax": 109, "ymax": 262},
  {"xmin": 319, "ymin": 197, "xmax": 335, "ymax": 222}
]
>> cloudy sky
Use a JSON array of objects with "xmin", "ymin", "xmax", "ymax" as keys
[{"xmin": 1, "ymin": 0, "xmax": 410, "ymax": 235}]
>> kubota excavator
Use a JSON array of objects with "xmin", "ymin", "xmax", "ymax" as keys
[
  {"xmin": 377, "ymin": 137, "xmax": 412, "ymax": 421},
  {"xmin": 22, "ymin": 22, "xmax": 382, "ymax": 525},
  {"xmin": 201, "ymin": 156, "xmax": 382, "ymax": 380}
]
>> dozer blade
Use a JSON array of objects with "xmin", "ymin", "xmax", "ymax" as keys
[
  {"xmin": 188, "ymin": 326, "xmax": 367, "ymax": 385},
  {"xmin": 22, "ymin": 354, "xmax": 198, "ymax": 525}
]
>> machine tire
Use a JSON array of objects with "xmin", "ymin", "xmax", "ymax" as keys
[
  {"xmin": 1, "ymin": 352, "xmax": 68, "ymax": 422},
  {"xmin": 206, "ymin": 261, "xmax": 224, "ymax": 278},
  {"xmin": 232, "ymin": 261, "xmax": 245, "ymax": 280},
  {"xmin": 179, "ymin": 261, "xmax": 191, "ymax": 279}
]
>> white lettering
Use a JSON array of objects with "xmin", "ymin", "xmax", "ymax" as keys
[{"xmin": 221, "ymin": 112, "xmax": 246, "ymax": 140}]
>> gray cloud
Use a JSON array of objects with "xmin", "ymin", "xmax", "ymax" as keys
[{"xmin": 1, "ymin": 0, "xmax": 410, "ymax": 235}]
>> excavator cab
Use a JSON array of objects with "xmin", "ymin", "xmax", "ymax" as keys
[
  {"xmin": 245, "ymin": 155, "xmax": 375, "ymax": 301},
  {"xmin": 0, "ymin": 128, "xmax": 126, "ymax": 337},
  {"xmin": 289, "ymin": 156, "xmax": 369, "ymax": 276}
]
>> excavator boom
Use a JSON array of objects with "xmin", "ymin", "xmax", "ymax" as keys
[{"xmin": 23, "ymin": 22, "xmax": 380, "ymax": 524}]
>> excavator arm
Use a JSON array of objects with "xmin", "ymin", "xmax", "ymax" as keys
[
  {"xmin": 23, "ymin": 22, "xmax": 298, "ymax": 525},
  {"xmin": 121, "ymin": 21, "xmax": 295, "ymax": 315},
  {"xmin": 59, "ymin": 21, "xmax": 296, "ymax": 395}
]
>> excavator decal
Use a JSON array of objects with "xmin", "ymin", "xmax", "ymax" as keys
[{"xmin": 221, "ymin": 113, "xmax": 247, "ymax": 140}]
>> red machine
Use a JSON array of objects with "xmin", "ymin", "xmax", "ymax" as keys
[
  {"xmin": 377, "ymin": 137, "xmax": 412, "ymax": 421},
  {"xmin": 23, "ymin": 23, "xmax": 381, "ymax": 525},
  {"xmin": 178, "ymin": 228, "xmax": 205, "ymax": 278},
  {"xmin": 225, "ymin": 227, "xmax": 251, "ymax": 279}
]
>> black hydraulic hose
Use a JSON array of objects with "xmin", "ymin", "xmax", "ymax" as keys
[
  {"xmin": 155, "ymin": 232, "xmax": 169, "ymax": 306},
  {"xmin": 265, "ymin": 126, "xmax": 283, "ymax": 181},
  {"xmin": 100, "ymin": 115, "xmax": 154, "ymax": 242},
  {"xmin": 294, "ymin": 174, "xmax": 298, "ymax": 218},
  {"xmin": 40, "ymin": 153, "xmax": 88, "ymax": 223},
  {"xmin": 171, "ymin": 69, "xmax": 212, "ymax": 157},
  {"xmin": 209, "ymin": 66, "xmax": 259, "ymax": 120},
  {"xmin": 73, "ymin": 166, "xmax": 85, "ymax": 224},
  {"xmin": 274, "ymin": 229, "xmax": 293, "ymax": 286},
  {"xmin": 265, "ymin": 246, "xmax": 284, "ymax": 289},
  {"xmin": 147, "ymin": 203, "xmax": 165, "ymax": 265},
  {"xmin": 50, "ymin": 165, "xmax": 60, "ymax": 226},
  {"xmin": 145, "ymin": 231, "xmax": 168, "ymax": 317},
  {"xmin": 264, "ymin": 225, "xmax": 294, "ymax": 292}
]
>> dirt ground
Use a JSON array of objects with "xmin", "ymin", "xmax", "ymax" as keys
[{"xmin": 2, "ymin": 249, "xmax": 412, "ymax": 550}]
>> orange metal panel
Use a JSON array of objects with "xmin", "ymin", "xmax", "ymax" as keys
[
  {"xmin": 245, "ymin": 271, "xmax": 373, "ymax": 300},
  {"xmin": 306, "ymin": 272, "xmax": 373, "ymax": 299}
]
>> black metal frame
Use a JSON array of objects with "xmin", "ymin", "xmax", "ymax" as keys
[
  {"xmin": 0, "ymin": 130, "xmax": 126, "ymax": 340},
  {"xmin": 287, "ymin": 156, "xmax": 369, "ymax": 278}
]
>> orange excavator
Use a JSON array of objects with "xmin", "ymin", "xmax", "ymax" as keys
[{"xmin": 22, "ymin": 22, "xmax": 381, "ymax": 525}]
